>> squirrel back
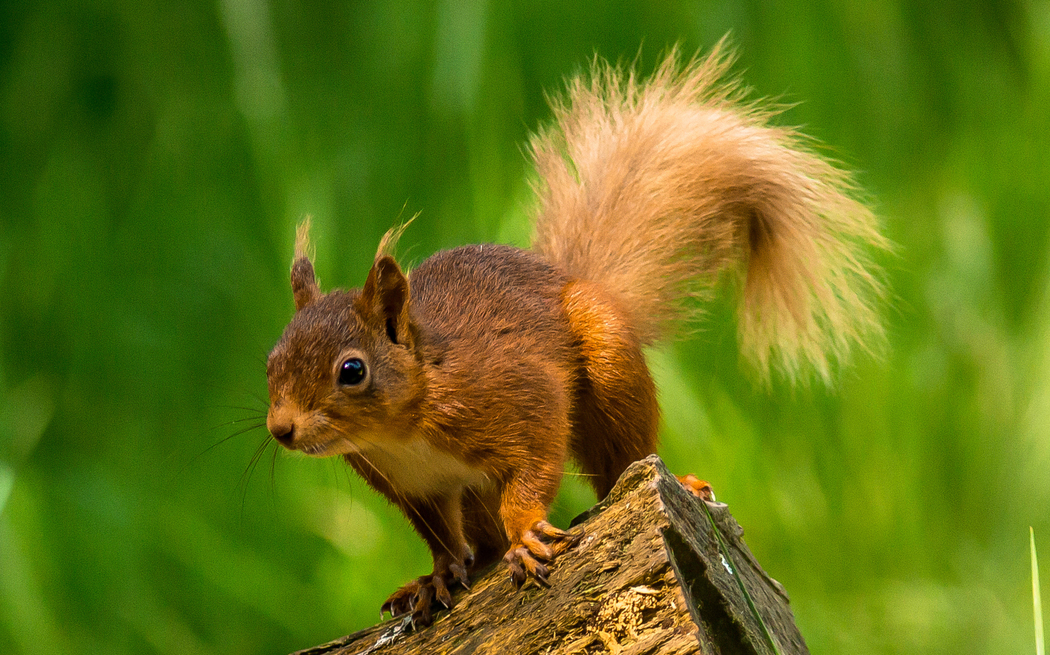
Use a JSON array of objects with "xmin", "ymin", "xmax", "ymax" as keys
[{"xmin": 529, "ymin": 43, "xmax": 887, "ymax": 382}]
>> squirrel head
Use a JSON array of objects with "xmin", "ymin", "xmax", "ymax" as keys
[{"xmin": 265, "ymin": 230, "xmax": 425, "ymax": 458}]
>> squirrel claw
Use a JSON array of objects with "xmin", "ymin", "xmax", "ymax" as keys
[
  {"xmin": 531, "ymin": 520, "xmax": 580, "ymax": 556},
  {"xmin": 504, "ymin": 520, "xmax": 577, "ymax": 587},
  {"xmin": 380, "ymin": 552, "xmax": 472, "ymax": 627},
  {"xmin": 382, "ymin": 579, "xmax": 435, "ymax": 628},
  {"xmin": 504, "ymin": 545, "xmax": 553, "ymax": 588},
  {"xmin": 506, "ymin": 554, "xmax": 526, "ymax": 587},
  {"xmin": 381, "ymin": 578, "xmax": 425, "ymax": 621},
  {"xmin": 433, "ymin": 575, "xmax": 452, "ymax": 609},
  {"xmin": 450, "ymin": 562, "xmax": 471, "ymax": 590}
]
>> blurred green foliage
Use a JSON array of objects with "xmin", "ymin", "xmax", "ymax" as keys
[{"xmin": 1, "ymin": 1, "xmax": 1049, "ymax": 653}]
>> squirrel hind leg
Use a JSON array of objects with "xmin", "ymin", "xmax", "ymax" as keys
[
  {"xmin": 562, "ymin": 280, "xmax": 660, "ymax": 499},
  {"xmin": 562, "ymin": 281, "xmax": 717, "ymax": 503}
]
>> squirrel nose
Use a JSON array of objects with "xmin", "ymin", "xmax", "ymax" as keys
[
  {"xmin": 266, "ymin": 410, "xmax": 296, "ymax": 447},
  {"xmin": 270, "ymin": 424, "xmax": 295, "ymax": 447}
]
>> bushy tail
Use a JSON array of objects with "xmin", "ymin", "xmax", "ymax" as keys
[{"xmin": 529, "ymin": 43, "xmax": 888, "ymax": 383}]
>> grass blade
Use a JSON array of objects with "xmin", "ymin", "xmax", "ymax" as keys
[
  {"xmin": 1034, "ymin": 527, "xmax": 1045, "ymax": 655},
  {"xmin": 702, "ymin": 500, "xmax": 783, "ymax": 655}
]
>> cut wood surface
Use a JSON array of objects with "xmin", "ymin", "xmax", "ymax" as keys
[{"xmin": 292, "ymin": 456, "xmax": 809, "ymax": 655}]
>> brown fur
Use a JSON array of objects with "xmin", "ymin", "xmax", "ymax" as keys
[{"xmin": 264, "ymin": 45, "xmax": 887, "ymax": 625}]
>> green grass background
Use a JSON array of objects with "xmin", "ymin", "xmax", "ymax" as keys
[{"xmin": 2, "ymin": 1, "xmax": 1049, "ymax": 653}]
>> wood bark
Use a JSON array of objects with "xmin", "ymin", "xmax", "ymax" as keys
[{"xmin": 292, "ymin": 455, "xmax": 808, "ymax": 655}]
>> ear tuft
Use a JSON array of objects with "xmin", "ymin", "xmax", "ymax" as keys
[
  {"xmin": 375, "ymin": 214, "xmax": 417, "ymax": 260},
  {"xmin": 291, "ymin": 218, "xmax": 321, "ymax": 311},
  {"xmin": 295, "ymin": 217, "xmax": 315, "ymax": 261}
]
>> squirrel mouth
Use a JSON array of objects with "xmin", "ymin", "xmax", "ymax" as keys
[{"xmin": 297, "ymin": 438, "xmax": 360, "ymax": 458}]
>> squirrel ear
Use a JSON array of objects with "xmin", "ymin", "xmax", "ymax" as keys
[
  {"xmin": 362, "ymin": 255, "xmax": 412, "ymax": 346},
  {"xmin": 291, "ymin": 256, "xmax": 321, "ymax": 311},
  {"xmin": 290, "ymin": 218, "xmax": 321, "ymax": 311}
]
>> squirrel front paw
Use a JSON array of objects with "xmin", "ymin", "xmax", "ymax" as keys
[
  {"xmin": 503, "ymin": 520, "xmax": 579, "ymax": 587},
  {"xmin": 381, "ymin": 552, "xmax": 472, "ymax": 627}
]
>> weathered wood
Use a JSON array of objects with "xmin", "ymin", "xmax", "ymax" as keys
[{"xmin": 292, "ymin": 456, "xmax": 808, "ymax": 655}]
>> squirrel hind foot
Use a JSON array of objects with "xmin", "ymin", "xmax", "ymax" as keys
[{"xmin": 677, "ymin": 474, "xmax": 715, "ymax": 502}]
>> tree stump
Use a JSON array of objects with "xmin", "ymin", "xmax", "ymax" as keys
[{"xmin": 292, "ymin": 455, "xmax": 808, "ymax": 655}]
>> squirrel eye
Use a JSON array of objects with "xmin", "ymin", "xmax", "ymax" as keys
[{"xmin": 338, "ymin": 358, "xmax": 367, "ymax": 386}]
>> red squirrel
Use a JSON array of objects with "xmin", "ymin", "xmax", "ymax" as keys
[{"xmin": 264, "ymin": 44, "xmax": 886, "ymax": 625}]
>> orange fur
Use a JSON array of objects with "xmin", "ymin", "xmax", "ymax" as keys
[
  {"xmin": 264, "ymin": 45, "xmax": 887, "ymax": 626},
  {"xmin": 561, "ymin": 279, "xmax": 658, "ymax": 498},
  {"xmin": 531, "ymin": 42, "xmax": 887, "ymax": 381}
]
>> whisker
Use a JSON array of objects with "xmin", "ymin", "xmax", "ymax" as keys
[
  {"xmin": 465, "ymin": 485, "xmax": 502, "ymax": 541},
  {"xmin": 269, "ymin": 442, "xmax": 279, "ymax": 489},
  {"xmin": 560, "ymin": 470, "xmax": 597, "ymax": 478},
  {"xmin": 198, "ymin": 381, "xmax": 270, "ymax": 409},
  {"xmin": 209, "ymin": 422, "xmax": 268, "ymax": 451},
  {"xmin": 169, "ymin": 421, "xmax": 267, "ymax": 485},
  {"xmin": 322, "ymin": 421, "xmax": 460, "ymax": 561},
  {"xmin": 241, "ymin": 438, "xmax": 271, "ymax": 488},
  {"xmin": 198, "ymin": 417, "xmax": 267, "ymax": 437},
  {"xmin": 204, "ymin": 404, "xmax": 269, "ymax": 415},
  {"xmin": 247, "ymin": 390, "xmax": 269, "ymax": 408},
  {"xmin": 240, "ymin": 437, "xmax": 274, "ymax": 521}
]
